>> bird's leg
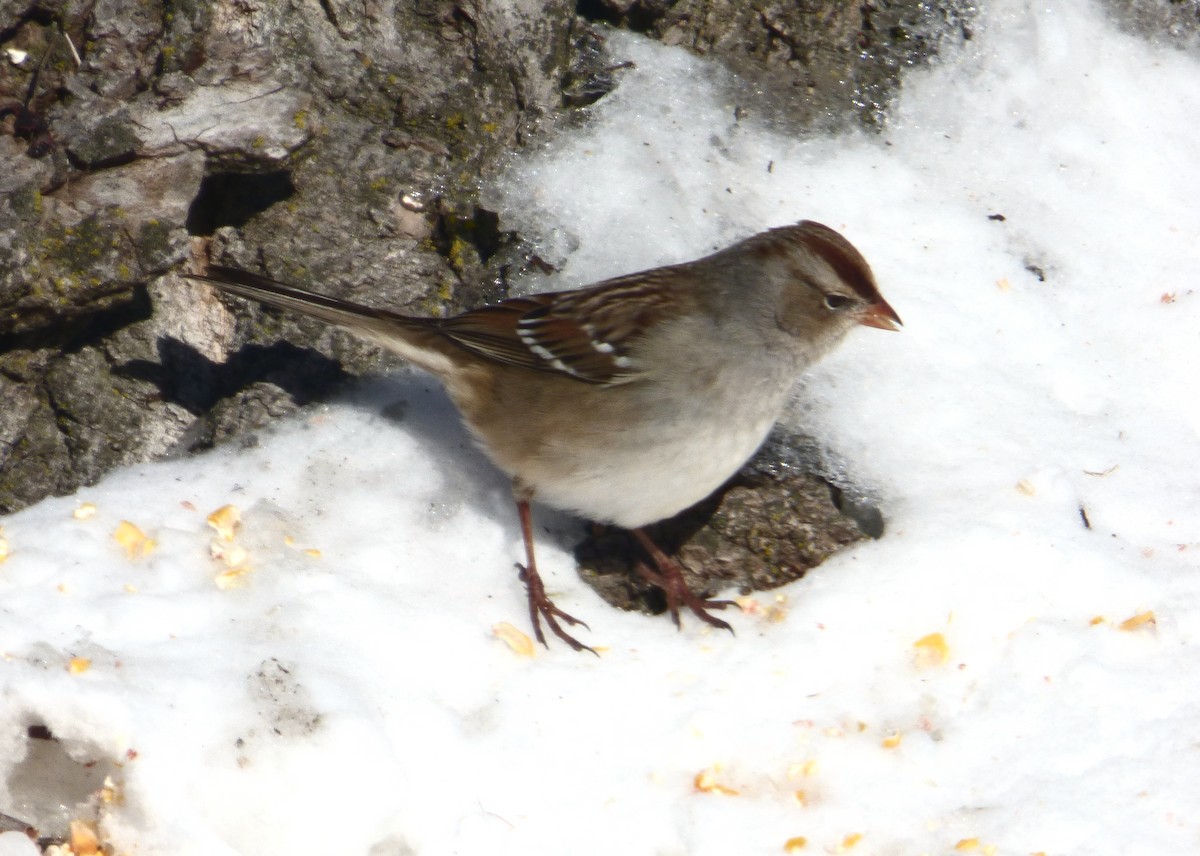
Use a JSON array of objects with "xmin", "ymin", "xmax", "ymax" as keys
[
  {"xmin": 514, "ymin": 497, "xmax": 595, "ymax": 654},
  {"xmin": 630, "ymin": 528, "xmax": 735, "ymax": 634}
]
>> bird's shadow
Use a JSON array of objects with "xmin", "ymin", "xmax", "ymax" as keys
[
  {"xmin": 117, "ymin": 336, "xmax": 352, "ymax": 418},
  {"xmin": 118, "ymin": 335, "xmax": 584, "ymax": 555}
]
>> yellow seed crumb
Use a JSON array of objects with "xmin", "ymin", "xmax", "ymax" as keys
[
  {"xmin": 215, "ymin": 566, "xmax": 251, "ymax": 590},
  {"xmin": 124, "ymin": 583, "xmax": 138, "ymax": 593},
  {"xmin": 304, "ymin": 548, "xmax": 322, "ymax": 558},
  {"xmin": 1118, "ymin": 610, "xmax": 1156, "ymax": 631},
  {"xmin": 955, "ymin": 838, "xmax": 980, "ymax": 850},
  {"xmin": 1016, "ymin": 478, "xmax": 1036, "ymax": 495},
  {"xmin": 881, "ymin": 731, "xmax": 902, "ymax": 749},
  {"xmin": 839, "ymin": 832, "xmax": 863, "ymax": 850},
  {"xmin": 1089, "ymin": 615, "xmax": 1106, "ymax": 626},
  {"xmin": 784, "ymin": 836, "xmax": 807, "ymax": 852},
  {"xmin": 792, "ymin": 789, "xmax": 807, "ymax": 806},
  {"xmin": 996, "ymin": 277, "xmax": 1011, "ymax": 291},
  {"xmin": 206, "ymin": 504, "xmax": 241, "ymax": 541},
  {"xmin": 284, "ymin": 535, "xmax": 296, "ymax": 546},
  {"xmin": 0, "ymin": 533, "xmax": 8, "ymax": 564},
  {"xmin": 735, "ymin": 595, "xmax": 789, "ymax": 622},
  {"xmin": 210, "ymin": 540, "xmax": 248, "ymax": 568},
  {"xmin": 73, "ymin": 502, "xmax": 98, "ymax": 520},
  {"xmin": 69, "ymin": 818, "xmax": 100, "ymax": 855},
  {"xmin": 113, "ymin": 520, "xmax": 155, "ymax": 560},
  {"xmin": 68, "ymin": 657, "xmax": 91, "ymax": 674},
  {"xmin": 99, "ymin": 776, "xmax": 121, "ymax": 805},
  {"xmin": 493, "ymin": 622, "xmax": 536, "ymax": 656},
  {"xmin": 693, "ymin": 767, "xmax": 739, "ymax": 796},
  {"xmin": 913, "ymin": 632, "xmax": 950, "ymax": 667}
]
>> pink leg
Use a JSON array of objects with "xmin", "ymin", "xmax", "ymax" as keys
[
  {"xmin": 515, "ymin": 498, "xmax": 595, "ymax": 654},
  {"xmin": 630, "ymin": 528, "xmax": 734, "ymax": 634}
]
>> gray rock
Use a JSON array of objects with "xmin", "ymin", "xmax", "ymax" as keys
[
  {"xmin": 577, "ymin": 466, "xmax": 873, "ymax": 617},
  {"xmin": 576, "ymin": 0, "xmax": 978, "ymax": 128},
  {"xmin": 0, "ymin": 0, "xmax": 575, "ymax": 513},
  {"xmin": 1105, "ymin": 0, "xmax": 1200, "ymax": 47}
]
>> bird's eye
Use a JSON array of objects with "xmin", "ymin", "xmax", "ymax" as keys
[{"xmin": 824, "ymin": 293, "xmax": 854, "ymax": 311}]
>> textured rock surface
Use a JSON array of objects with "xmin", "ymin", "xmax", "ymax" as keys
[
  {"xmin": 0, "ymin": 0, "xmax": 576, "ymax": 511},
  {"xmin": 1105, "ymin": 0, "xmax": 1200, "ymax": 46},
  {"xmin": 576, "ymin": 0, "xmax": 978, "ymax": 128},
  {"xmin": 577, "ymin": 467, "xmax": 872, "ymax": 617}
]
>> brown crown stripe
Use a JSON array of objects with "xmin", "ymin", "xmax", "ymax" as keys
[{"xmin": 797, "ymin": 223, "xmax": 881, "ymax": 302}]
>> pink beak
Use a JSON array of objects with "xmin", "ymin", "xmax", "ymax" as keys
[{"xmin": 857, "ymin": 300, "xmax": 903, "ymax": 331}]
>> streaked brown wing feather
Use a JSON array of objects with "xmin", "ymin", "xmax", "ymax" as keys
[
  {"xmin": 438, "ymin": 268, "xmax": 688, "ymax": 385},
  {"xmin": 434, "ymin": 298, "xmax": 546, "ymax": 369}
]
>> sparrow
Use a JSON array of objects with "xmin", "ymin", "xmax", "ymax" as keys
[{"xmin": 186, "ymin": 220, "xmax": 900, "ymax": 652}]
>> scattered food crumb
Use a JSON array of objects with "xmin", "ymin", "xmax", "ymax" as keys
[
  {"xmin": 206, "ymin": 505, "xmax": 242, "ymax": 541},
  {"xmin": 113, "ymin": 521, "xmax": 155, "ymax": 560},
  {"xmin": 735, "ymin": 596, "xmax": 760, "ymax": 613},
  {"xmin": 1118, "ymin": 610, "xmax": 1156, "ymax": 631},
  {"xmin": 215, "ymin": 566, "xmax": 251, "ymax": 590},
  {"xmin": 913, "ymin": 633, "xmax": 950, "ymax": 667},
  {"xmin": 693, "ymin": 767, "xmax": 738, "ymax": 796},
  {"xmin": 837, "ymin": 832, "xmax": 863, "ymax": 851},
  {"xmin": 72, "ymin": 503, "xmax": 97, "ymax": 520},
  {"xmin": 210, "ymin": 541, "xmax": 248, "ymax": 569},
  {"xmin": 68, "ymin": 818, "xmax": 100, "ymax": 855},
  {"xmin": 99, "ymin": 776, "xmax": 120, "ymax": 805},
  {"xmin": 492, "ymin": 622, "xmax": 536, "ymax": 656}
]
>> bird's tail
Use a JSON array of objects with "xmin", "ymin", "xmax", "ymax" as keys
[{"xmin": 185, "ymin": 266, "xmax": 455, "ymax": 375}]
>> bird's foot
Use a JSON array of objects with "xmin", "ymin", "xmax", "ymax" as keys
[
  {"xmin": 631, "ymin": 529, "xmax": 735, "ymax": 634},
  {"xmin": 517, "ymin": 563, "xmax": 596, "ymax": 655}
]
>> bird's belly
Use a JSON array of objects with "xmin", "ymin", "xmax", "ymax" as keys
[{"xmin": 523, "ymin": 400, "xmax": 782, "ymax": 529}]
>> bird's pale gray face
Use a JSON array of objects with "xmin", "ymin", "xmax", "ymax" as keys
[{"xmin": 755, "ymin": 221, "xmax": 901, "ymax": 348}]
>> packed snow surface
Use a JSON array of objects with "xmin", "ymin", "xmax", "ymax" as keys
[{"xmin": 2, "ymin": 2, "xmax": 1198, "ymax": 853}]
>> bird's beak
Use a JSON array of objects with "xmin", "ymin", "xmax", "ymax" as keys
[{"xmin": 856, "ymin": 299, "xmax": 903, "ymax": 331}]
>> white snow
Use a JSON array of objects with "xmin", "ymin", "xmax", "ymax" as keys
[{"xmin": 3, "ymin": 2, "xmax": 1200, "ymax": 854}]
